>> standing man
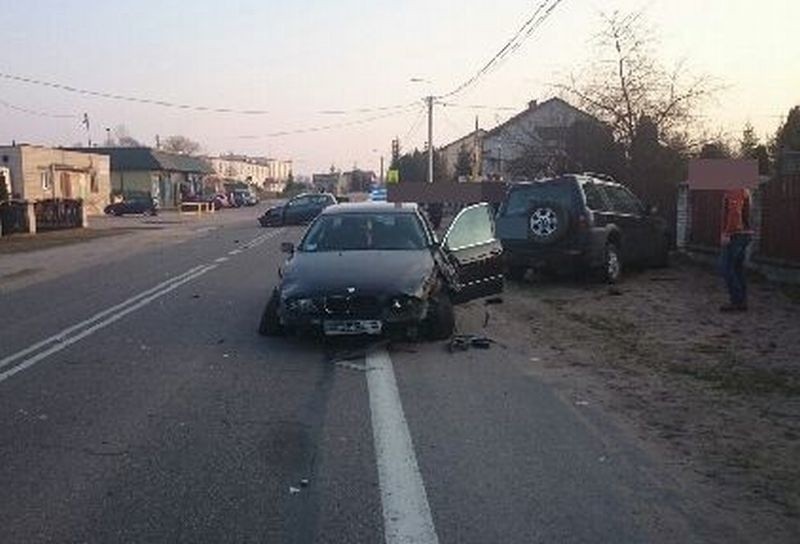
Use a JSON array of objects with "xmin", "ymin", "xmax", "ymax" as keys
[{"xmin": 719, "ymin": 188, "xmax": 753, "ymax": 312}]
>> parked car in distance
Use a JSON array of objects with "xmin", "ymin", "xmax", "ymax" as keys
[
  {"xmin": 233, "ymin": 189, "xmax": 258, "ymax": 207},
  {"xmin": 258, "ymin": 193, "xmax": 337, "ymax": 227},
  {"xmin": 258, "ymin": 202, "xmax": 504, "ymax": 340},
  {"xmin": 104, "ymin": 196, "xmax": 158, "ymax": 216},
  {"xmin": 495, "ymin": 174, "xmax": 670, "ymax": 283}
]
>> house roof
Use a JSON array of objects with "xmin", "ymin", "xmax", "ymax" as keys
[
  {"xmin": 69, "ymin": 147, "xmax": 213, "ymax": 174},
  {"xmin": 483, "ymin": 97, "xmax": 594, "ymax": 139},
  {"xmin": 440, "ymin": 129, "xmax": 487, "ymax": 152}
]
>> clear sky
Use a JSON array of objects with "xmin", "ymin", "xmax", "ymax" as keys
[{"xmin": 1, "ymin": 0, "xmax": 798, "ymax": 175}]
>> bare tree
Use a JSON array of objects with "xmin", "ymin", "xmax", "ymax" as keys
[
  {"xmin": 161, "ymin": 135, "xmax": 202, "ymax": 155},
  {"xmin": 112, "ymin": 125, "xmax": 142, "ymax": 148},
  {"xmin": 556, "ymin": 10, "xmax": 717, "ymax": 156}
]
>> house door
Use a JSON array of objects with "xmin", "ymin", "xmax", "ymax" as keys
[{"xmin": 59, "ymin": 172, "xmax": 73, "ymax": 198}]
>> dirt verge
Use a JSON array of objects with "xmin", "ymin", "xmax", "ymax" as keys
[{"xmin": 484, "ymin": 258, "xmax": 800, "ymax": 540}]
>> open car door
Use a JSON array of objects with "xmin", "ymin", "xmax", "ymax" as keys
[{"xmin": 441, "ymin": 203, "xmax": 504, "ymax": 304}]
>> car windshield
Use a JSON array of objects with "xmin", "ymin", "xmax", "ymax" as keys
[
  {"xmin": 500, "ymin": 179, "xmax": 580, "ymax": 216},
  {"xmin": 300, "ymin": 213, "xmax": 428, "ymax": 251}
]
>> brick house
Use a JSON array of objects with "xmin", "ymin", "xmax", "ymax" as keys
[{"xmin": 0, "ymin": 144, "xmax": 111, "ymax": 215}]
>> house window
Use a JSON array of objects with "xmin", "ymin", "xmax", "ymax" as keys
[
  {"xmin": 90, "ymin": 173, "xmax": 99, "ymax": 193},
  {"xmin": 41, "ymin": 171, "xmax": 51, "ymax": 191}
]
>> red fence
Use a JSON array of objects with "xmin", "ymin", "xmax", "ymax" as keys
[
  {"xmin": 759, "ymin": 175, "xmax": 800, "ymax": 264},
  {"xmin": 689, "ymin": 190, "xmax": 724, "ymax": 248}
]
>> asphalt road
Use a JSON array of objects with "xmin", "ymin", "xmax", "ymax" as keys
[{"xmin": 0, "ymin": 217, "xmax": 733, "ymax": 543}]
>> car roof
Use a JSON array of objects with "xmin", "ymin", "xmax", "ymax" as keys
[
  {"xmin": 320, "ymin": 201, "xmax": 418, "ymax": 215},
  {"xmin": 508, "ymin": 174, "xmax": 622, "ymax": 188},
  {"xmin": 293, "ymin": 192, "xmax": 334, "ymax": 198}
]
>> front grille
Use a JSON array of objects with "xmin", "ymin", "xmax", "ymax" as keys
[{"xmin": 323, "ymin": 295, "xmax": 381, "ymax": 318}]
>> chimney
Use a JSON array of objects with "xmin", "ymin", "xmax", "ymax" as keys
[{"xmin": 528, "ymin": 100, "xmax": 538, "ymax": 110}]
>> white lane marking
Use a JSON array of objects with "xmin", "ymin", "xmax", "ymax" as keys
[
  {"xmin": 0, "ymin": 264, "xmax": 208, "ymax": 372},
  {"xmin": 366, "ymin": 349, "xmax": 439, "ymax": 544},
  {"xmin": 228, "ymin": 249, "xmax": 242, "ymax": 255},
  {"xmin": 0, "ymin": 265, "xmax": 217, "ymax": 384},
  {"xmin": 214, "ymin": 257, "xmax": 229, "ymax": 263}
]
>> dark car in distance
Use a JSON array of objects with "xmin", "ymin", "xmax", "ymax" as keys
[
  {"xmin": 258, "ymin": 201, "xmax": 504, "ymax": 340},
  {"xmin": 258, "ymin": 193, "xmax": 337, "ymax": 227},
  {"xmin": 495, "ymin": 174, "xmax": 670, "ymax": 283},
  {"xmin": 104, "ymin": 196, "xmax": 159, "ymax": 216}
]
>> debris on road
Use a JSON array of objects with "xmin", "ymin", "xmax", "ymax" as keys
[
  {"xmin": 334, "ymin": 361, "xmax": 370, "ymax": 372},
  {"xmin": 300, "ymin": 478, "xmax": 309, "ymax": 488},
  {"xmin": 289, "ymin": 486, "xmax": 301, "ymax": 495},
  {"xmin": 448, "ymin": 334, "xmax": 495, "ymax": 353}
]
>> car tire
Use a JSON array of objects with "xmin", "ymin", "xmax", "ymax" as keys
[
  {"xmin": 528, "ymin": 201, "xmax": 569, "ymax": 245},
  {"xmin": 258, "ymin": 290, "xmax": 284, "ymax": 337},
  {"xmin": 425, "ymin": 291, "xmax": 455, "ymax": 341},
  {"xmin": 598, "ymin": 242, "xmax": 622, "ymax": 284}
]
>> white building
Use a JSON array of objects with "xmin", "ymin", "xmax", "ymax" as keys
[
  {"xmin": 207, "ymin": 155, "xmax": 293, "ymax": 193},
  {"xmin": 480, "ymin": 98, "xmax": 596, "ymax": 180}
]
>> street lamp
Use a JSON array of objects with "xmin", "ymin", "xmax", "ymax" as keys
[{"xmin": 371, "ymin": 148, "xmax": 385, "ymax": 186}]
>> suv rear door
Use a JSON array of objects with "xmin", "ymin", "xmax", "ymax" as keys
[
  {"xmin": 441, "ymin": 203, "xmax": 504, "ymax": 303},
  {"xmin": 602, "ymin": 185, "xmax": 649, "ymax": 263}
]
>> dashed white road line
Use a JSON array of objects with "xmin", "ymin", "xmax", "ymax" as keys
[
  {"xmin": 214, "ymin": 257, "xmax": 230, "ymax": 263},
  {"xmin": 366, "ymin": 349, "xmax": 440, "ymax": 544}
]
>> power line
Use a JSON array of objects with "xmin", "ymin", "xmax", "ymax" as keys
[
  {"xmin": 439, "ymin": 0, "xmax": 565, "ymax": 99},
  {"xmin": 0, "ymin": 70, "xmax": 417, "ymax": 117},
  {"xmin": 236, "ymin": 105, "xmax": 420, "ymax": 140},
  {"xmin": 0, "ymin": 97, "xmax": 78, "ymax": 119},
  {"xmin": 441, "ymin": 102, "xmax": 519, "ymax": 112},
  {"xmin": 402, "ymin": 105, "xmax": 427, "ymax": 144}
]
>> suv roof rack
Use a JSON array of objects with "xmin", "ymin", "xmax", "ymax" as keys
[{"xmin": 582, "ymin": 172, "xmax": 617, "ymax": 183}]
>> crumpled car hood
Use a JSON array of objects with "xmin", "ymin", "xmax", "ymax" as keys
[{"xmin": 281, "ymin": 249, "xmax": 436, "ymax": 299}]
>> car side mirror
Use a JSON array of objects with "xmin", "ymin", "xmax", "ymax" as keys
[{"xmin": 280, "ymin": 242, "xmax": 295, "ymax": 254}]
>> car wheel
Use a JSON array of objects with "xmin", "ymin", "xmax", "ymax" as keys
[
  {"xmin": 258, "ymin": 290, "xmax": 284, "ymax": 337},
  {"xmin": 425, "ymin": 291, "xmax": 455, "ymax": 341},
  {"xmin": 598, "ymin": 242, "xmax": 622, "ymax": 284}
]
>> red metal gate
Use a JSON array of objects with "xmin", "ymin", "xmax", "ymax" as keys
[{"xmin": 689, "ymin": 190, "xmax": 724, "ymax": 248}]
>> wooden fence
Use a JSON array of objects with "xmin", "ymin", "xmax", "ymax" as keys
[{"xmin": 759, "ymin": 175, "xmax": 800, "ymax": 264}]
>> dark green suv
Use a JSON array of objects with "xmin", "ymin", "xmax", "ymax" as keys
[{"xmin": 495, "ymin": 174, "xmax": 670, "ymax": 282}]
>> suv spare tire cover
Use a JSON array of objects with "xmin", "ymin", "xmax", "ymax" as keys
[{"xmin": 528, "ymin": 201, "xmax": 570, "ymax": 244}]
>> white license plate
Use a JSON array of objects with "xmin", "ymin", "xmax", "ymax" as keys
[{"xmin": 323, "ymin": 320, "xmax": 383, "ymax": 336}]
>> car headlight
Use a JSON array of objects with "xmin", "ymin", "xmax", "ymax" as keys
[
  {"xmin": 388, "ymin": 296, "xmax": 421, "ymax": 314},
  {"xmin": 287, "ymin": 297, "xmax": 319, "ymax": 314}
]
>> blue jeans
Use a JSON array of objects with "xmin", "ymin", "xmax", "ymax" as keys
[{"xmin": 720, "ymin": 234, "xmax": 750, "ymax": 306}]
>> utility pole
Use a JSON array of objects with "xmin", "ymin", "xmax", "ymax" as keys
[
  {"xmin": 426, "ymin": 96, "xmax": 434, "ymax": 183},
  {"xmin": 380, "ymin": 155, "xmax": 384, "ymax": 185}
]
